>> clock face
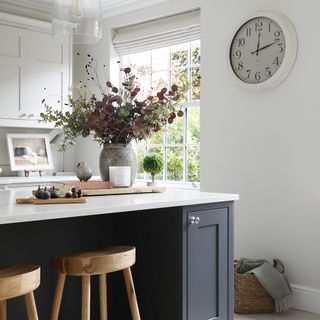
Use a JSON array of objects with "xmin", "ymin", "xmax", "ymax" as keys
[{"xmin": 230, "ymin": 16, "xmax": 286, "ymax": 84}]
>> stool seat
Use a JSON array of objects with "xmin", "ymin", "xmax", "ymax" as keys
[
  {"xmin": 50, "ymin": 246, "xmax": 140, "ymax": 320},
  {"xmin": 0, "ymin": 265, "xmax": 40, "ymax": 300},
  {"xmin": 0, "ymin": 265, "xmax": 40, "ymax": 320},
  {"xmin": 51, "ymin": 246, "xmax": 135, "ymax": 276}
]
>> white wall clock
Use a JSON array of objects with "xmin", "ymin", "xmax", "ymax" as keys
[{"xmin": 229, "ymin": 11, "xmax": 298, "ymax": 92}]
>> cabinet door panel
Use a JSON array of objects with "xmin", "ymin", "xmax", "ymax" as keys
[
  {"xmin": 0, "ymin": 24, "xmax": 70, "ymax": 126},
  {"xmin": 21, "ymin": 67, "xmax": 63, "ymax": 119},
  {"xmin": 187, "ymin": 208, "xmax": 228, "ymax": 320},
  {"xmin": 0, "ymin": 27, "xmax": 21, "ymax": 58},
  {"xmin": 0, "ymin": 64, "xmax": 20, "ymax": 118},
  {"xmin": 34, "ymin": 39, "xmax": 63, "ymax": 64}
]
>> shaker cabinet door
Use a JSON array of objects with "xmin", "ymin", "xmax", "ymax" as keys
[
  {"xmin": 0, "ymin": 63, "xmax": 20, "ymax": 119},
  {"xmin": 20, "ymin": 31, "xmax": 69, "ymax": 120},
  {"xmin": 187, "ymin": 208, "xmax": 229, "ymax": 320},
  {"xmin": 20, "ymin": 66, "xmax": 63, "ymax": 120},
  {"xmin": 0, "ymin": 26, "xmax": 25, "ymax": 119},
  {"xmin": 0, "ymin": 23, "xmax": 70, "ymax": 126}
]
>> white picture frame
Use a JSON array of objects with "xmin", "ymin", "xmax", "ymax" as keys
[{"xmin": 7, "ymin": 133, "xmax": 54, "ymax": 171}]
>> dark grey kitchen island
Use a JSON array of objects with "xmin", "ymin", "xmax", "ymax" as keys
[{"xmin": 0, "ymin": 189, "xmax": 238, "ymax": 320}]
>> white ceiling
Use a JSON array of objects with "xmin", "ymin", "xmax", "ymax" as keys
[{"xmin": 0, "ymin": 0, "xmax": 168, "ymax": 21}]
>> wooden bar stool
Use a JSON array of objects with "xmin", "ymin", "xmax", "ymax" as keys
[
  {"xmin": 50, "ymin": 246, "xmax": 140, "ymax": 320},
  {"xmin": 0, "ymin": 265, "xmax": 40, "ymax": 320}
]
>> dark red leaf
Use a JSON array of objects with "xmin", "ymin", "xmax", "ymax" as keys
[{"xmin": 171, "ymin": 84, "xmax": 178, "ymax": 92}]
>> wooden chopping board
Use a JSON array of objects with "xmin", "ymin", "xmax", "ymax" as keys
[
  {"xmin": 82, "ymin": 186, "xmax": 166, "ymax": 196},
  {"xmin": 16, "ymin": 197, "xmax": 87, "ymax": 205}
]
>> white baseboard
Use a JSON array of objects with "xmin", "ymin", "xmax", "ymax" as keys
[{"xmin": 291, "ymin": 284, "xmax": 320, "ymax": 315}]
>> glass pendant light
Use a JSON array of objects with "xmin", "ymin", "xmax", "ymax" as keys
[{"xmin": 52, "ymin": 0, "xmax": 102, "ymax": 44}]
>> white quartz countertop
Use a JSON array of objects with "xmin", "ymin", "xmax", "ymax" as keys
[
  {"xmin": 0, "ymin": 189, "xmax": 239, "ymax": 225},
  {"xmin": 0, "ymin": 175, "xmax": 99, "ymax": 186}
]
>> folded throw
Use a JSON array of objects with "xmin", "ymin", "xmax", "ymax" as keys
[{"xmin": 238, "ymin": 258, "xmax": 293, "ymax": 312}]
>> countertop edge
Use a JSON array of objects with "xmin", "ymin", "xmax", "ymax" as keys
[{"xmin": 0, "ymin": 191, "xmax": 239, "ymax": 225}]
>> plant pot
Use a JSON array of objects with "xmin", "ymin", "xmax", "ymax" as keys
[
  {"xmin": 146, "ymin": 181, "xmax": 157, "ymax": 187},
  {"xmin": 99, "ymin": 143, "xmax": 137, "ymax": 185}
]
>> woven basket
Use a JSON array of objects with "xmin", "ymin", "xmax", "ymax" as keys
[{"xmin": 234, "ymin": 261, "xmax": 275, "ymax": 314}]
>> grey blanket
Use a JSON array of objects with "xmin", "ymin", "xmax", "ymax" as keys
[{"xmin": 238, "ymin": 258, "xmax": 293, "ymax": 312}]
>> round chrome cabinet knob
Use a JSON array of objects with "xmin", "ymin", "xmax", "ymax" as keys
[{"xmin": 189, "ymin": 216, "xmax": 200, "ymax": 225}]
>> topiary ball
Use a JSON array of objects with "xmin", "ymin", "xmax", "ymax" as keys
[{"xmin": 143, "ymin": 153, "xmax": 164, "ymax": 175}]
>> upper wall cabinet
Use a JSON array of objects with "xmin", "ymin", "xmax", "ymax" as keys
[
  {"xmin": 0, "ymin": 26, "xmax": 25, "ymax": 120},
  {"xmin": 0, "ymin": 20, "xmax": 71, "ymax": 128}
]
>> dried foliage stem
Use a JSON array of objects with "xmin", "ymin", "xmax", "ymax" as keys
[{"xmin": 40, "ymin": 54, "xmax": 183, "ymax": 148}]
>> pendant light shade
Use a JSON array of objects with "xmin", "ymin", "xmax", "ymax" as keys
[{"xmin": 52, "ymin": 0, "xmax": 102, "ymax": 44}]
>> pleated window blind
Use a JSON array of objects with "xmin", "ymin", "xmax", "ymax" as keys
[{"xmin": 112, "ymin": 9, "xmax": 200, "ymax": 56}]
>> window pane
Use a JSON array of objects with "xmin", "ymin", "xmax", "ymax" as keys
[
  {"xmin": 166, "ymin": 147, "xmax": 183, "ymax": 181},
  {"xmin": 187, "ymin": 146, "xmax": 200, "ymax": 182},
  {"xmin": 148, "ymin": 129, "xmax": 163, "ymax": 144},
  {"xmin": 167, "ymin": 115, "xmax": 184, "ymax": 144},
  {"xmin": 191, "ymin": 40, "xmax": 200, "ymax": 65},
  {"xmin": 147, "ymin": 146, "xmax": 163, "ymax": 155},
  {"xmin": 123, "ymin": 52, "xmax": 151, "ymax": 100},
  {"xmin": 152, "ymin": 71, "xmax": 169, "ymax": 93},
  {"xmin": 171, "ymin": 68, "xmax": 189, "ymax": 103},
  {"xmin": 171, "ymin": 43, "xmax": 189, "ymax": 68},
  {"xmin": 132, "ymin": 65, "xmax": 150, "ymax": 100},
  {"xmin": 124, "ymin": 51, "xmax": 151, "ymax": 69},
  {"xmin": 147, "ymin": 146, "xmax": 164, "ymax": 180},
  {"xmin": 134, "ymin": 146, "xmax": 146, "ymax": 179},
  {"xmin": 122, "ymin": 40, "xmax": 200, "ymax": 184},
  {"xmin": 187, "ymin": 108, "xmax": 200, "ymax": 144},
  {"xmin": 191, "ymin": 67, "xmax": 200, "ymax": 100},
  {"xmin": 152, "ymin": 47, "xmax": 170, "ymax": 71}
]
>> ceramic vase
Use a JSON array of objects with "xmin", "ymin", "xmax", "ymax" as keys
[
  {"xmin": 99, "ymin": 143, "xmax": 137, "ymax": 186},
  {"xmin": 75, "ymin": 162, "xmax": 92, "ymax": 182}
]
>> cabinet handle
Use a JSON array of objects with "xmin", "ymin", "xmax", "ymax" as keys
[{"xmin": 189, "ymin": 216, "xmax": 200, "ymax": 225}]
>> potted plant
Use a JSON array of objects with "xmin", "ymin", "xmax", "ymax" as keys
[
  {"xmin": 143, "ymin": 153, "xmax": 164, "ymax": 186},
  {"xmin": 40, "ymin": 55, "xmax": 182, "ymax": 185}
]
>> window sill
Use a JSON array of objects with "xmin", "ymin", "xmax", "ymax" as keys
[{"xmin": 134, "ymin": 180, "xmax": 200, "ymax": 190}]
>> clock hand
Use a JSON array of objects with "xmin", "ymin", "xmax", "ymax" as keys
[
  {"xmin": 256, "ymin": 32, "xmax": 261, "ymax": 56},
  {"xmin": 251, "ymin": 39, "xmax": 280, "ymax": 55}
]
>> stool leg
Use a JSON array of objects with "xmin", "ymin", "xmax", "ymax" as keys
[
  {"xmin": 82, "ymin": 275, "xmax": 91, "ymax": 320},
  {"xmin": 0, "ymin": 300, "xmax": 6, "ymax": 320},
  {"xmin": 99, "ymin": 274, "xmax": 107, "ymax": 320},
  {"xmin": 25, "ymin": 292, "xmax": 39, "ymax": 320},
  {"xmin": 50, "ymin": 273, "xmax": 66, "ymax": 320},
  {"xmin": 123, "ymin": 268, "xmax": 140, "ymax": 320}
]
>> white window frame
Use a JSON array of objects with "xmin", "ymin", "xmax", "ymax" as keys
[{"xmin": 120, "ymin": 40, "xmax": 200, "ymax": 188}]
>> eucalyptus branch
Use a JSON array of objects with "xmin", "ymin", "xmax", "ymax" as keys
[{"xmin": 40, "ymin": 59, "xmax": 182, "ymax": 149}]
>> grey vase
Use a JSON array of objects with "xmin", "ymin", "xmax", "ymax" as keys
[{"xmin": 99, "ymin": 143, "xmax": 137, "ymax": 185}]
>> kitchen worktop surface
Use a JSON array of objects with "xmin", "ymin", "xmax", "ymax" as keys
[
  {"xmin": 0, "ymin": 189, "xmax": 239, "ymax": 225},
  {"xmin": 0, "ymin": 175, "xmax": 99, "ymax": 186}
]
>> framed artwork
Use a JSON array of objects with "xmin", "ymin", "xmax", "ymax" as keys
[{"xmin": 7, "ymin": 133, "xmax": 54, "ymax": 172}]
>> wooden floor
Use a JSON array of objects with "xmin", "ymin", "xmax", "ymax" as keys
[{"xmin": 235, "ymin": 309, "xmax": 320, "ymax": 320}]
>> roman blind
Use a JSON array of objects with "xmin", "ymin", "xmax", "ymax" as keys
[{"xmin": 112, "ymin": 9, "xmax": 200, "ymax": 56}]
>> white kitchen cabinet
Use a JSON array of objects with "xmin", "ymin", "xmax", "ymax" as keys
[
  {"xmin": 21, "ymin": 31, "xmax": 70, "ymax": 121},
  {"xmin": 0, "ymin": 25, "xmax": 25, "ymax": 120},
  {"xmin": 0, "ymin": 20, "xmax": 71, "ymax": 128},
  {"xmin": 0, "ymin": 63, "xmax": 20, "ymax": 119}
]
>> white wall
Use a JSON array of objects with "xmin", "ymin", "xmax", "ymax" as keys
[
  {"xmin": 72, "ymin": 20, "xmax": 113, "ymax": 174},
  {"xmin": 200, "ymin": 0, "xmax": 320, "ymax": 312}
]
